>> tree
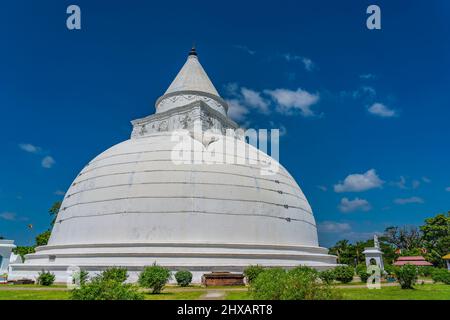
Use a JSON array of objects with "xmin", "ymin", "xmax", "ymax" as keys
[
  {"xmin": 383, "ymin": 226, "xmax": 422, "ymax": 251},
  {"xmin": 138, "ymin": 264, "xmax": 171, "ymax": 294},
  {"xmin": 420, "ymin": 212, "xmax": 450, "ymax": 267},
  {"xmin": 49, "ymin": 201, "xmax": 61, "ymax": 226},
  {"xmin": 35, "ymin": 230, "xmax": 51, "ymax": 246},
  {"xmin": 0, "ymin": 236, "xmax": 4, "ymax": 240},
  {"xmin": 13, "ymin": 246, "xmax": 35, "ymax": 261},
  {"xmin": 329, "ymin": 240, "xmax": 356, "ymax": 265}
]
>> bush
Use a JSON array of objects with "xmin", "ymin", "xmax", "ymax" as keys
[
  {"xmin": 244, "ymin": 265, "xmax": 265, "ymax": 284},
  {"xmin": 37, "ymin": 271, "xmax": 55, "ymax": 286},
  {"xmin": 101, "ymin": 267, "xmax": 128, "ymax": 283},
  {"xmin": 175, "ymin": 270, "xmax": 193, "ymax": 287},
  {"xmin": 418, "ymin": 266, "xmax": 435, "ymax": 277},
  {"xmin": 395, "ymin": 264, "xmax": 418, "ymax": 289},
  {"xmin": 384, "ymin": 264, "xmax": 396, "ymax": 277},
  {"xmin": 70, "ymin": 273, "xmax": 144, "ymax": 300},
  {"xmin": 250, "ymin": 268, "xmax": 287, "ymax": 300},
  {"xmin": 138, "ymin": 264, "xmax": 171, "ymax": 294},
  {"xmin": 72, "ymin": 270, "xmax": 89, "ymax": 286},
  {"xmin": 355, "ymin": 265, "xmax": 371, "ymax": 283},
  {"xmin": 431, "ymin": 268, "xmax": 450, "ymax": 284},
  {"xmin": 250, "ymin": 266, "xmax": 341, "ymax": 300},
  {"xmin": 319, "ymin": 269, "xmax": 336, "ymax": 285},
  {"xmin": 333, "ymin": 266, "xmax": 354, "ymax": 284}
]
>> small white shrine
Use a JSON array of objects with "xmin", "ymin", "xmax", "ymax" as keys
[
  {"xmin": 0, "ymin": 240, "xmax": 22, "ymax": 282},
  {"xmin": 362, "ymin": 235, "xmax": 384, "ymax": 271}
]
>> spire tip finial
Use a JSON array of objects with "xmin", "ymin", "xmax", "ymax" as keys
[{"xmin": 189, "ymin": 44, "xmax": 197, "ymax": 57}]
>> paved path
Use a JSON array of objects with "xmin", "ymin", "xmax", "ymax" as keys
[{"xmin": 200, "ymin": 290, "xmax": 226, "ymax": 300}]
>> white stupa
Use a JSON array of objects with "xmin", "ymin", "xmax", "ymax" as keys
[{"xmin": 10, "ymin": 48, "xmax": 336, "ymax": 282}]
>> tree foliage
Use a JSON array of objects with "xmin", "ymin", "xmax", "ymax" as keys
[
  {"xmin": 250, "ymin": 267, "xmax": 341, "ymax": 300},
  {"xmin": 174, "ymin": 270, "xmax": 192, "ymax": 287},
  {"xmin": 420, "ymin": 212, "xmax": 450, "ymax": 267},
  {"xmin": 71, "ymin": 268, "xmax": 143, "ymax": 300},
  {"xmin": 37, "ymin": 271, "xmax": 56, "ymax": 286},
  {"xmin": 138, "ymin": 264, "xmax": 171, "ymax": 294},
  {"xmin": 243, "ymin": 265, "xmax": 265, "ymax": 284},
  {"xmin": 395, "ymin": 265, "xmax": 418, "ymax": 289}
]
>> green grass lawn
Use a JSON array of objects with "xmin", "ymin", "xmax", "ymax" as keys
[
  {"xmin": 340, "ymin": 284, "xmax": 450, "ymax": 300},
  {"xmin": 225, "ymin": 291, "xmax": 252, "ymax": 300},
  {"xmin": 0, "ymin": 283, "xmax": 448, "ymax": 300},
  {"xmin": 144, "ymin": 291, "xmax": 204, "ymax": 300},
  {"xmin": 0, "ymin": 290, "xmax": 70, "ymax": 300}
]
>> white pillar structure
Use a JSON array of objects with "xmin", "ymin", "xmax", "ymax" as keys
[
  {"xmin": 0, "ymin": 240, "xmax": 16, "ymax": 276},
  {"xmin": 362, "ymin": 235, "xmax": 384, "ymax": 271}
]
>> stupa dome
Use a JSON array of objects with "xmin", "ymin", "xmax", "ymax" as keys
[{"xmin": 10, "ymin": 48, "xmax": 336, "ymax": 282}]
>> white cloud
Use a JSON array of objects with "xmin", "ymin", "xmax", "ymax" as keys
[
  {"xmin": 394, "ymin": 197, "xmax": 424, "ymax": 205},
  {"xmin": 422, "ymin": 177, "xmax": 431, "ymax": 183},
  {"xmin": 226, "ymin": 99, "xmax": 249, "ymax": 122},
  {"xmin": 360, "ymin": 73, "xmax": 376, "ymax": 80},
  {"xmin": 241, "ymin": 87, "xmax": 270, "ymax": 114},
  {"xmin": 412, "ymin": 180, "xmax": 421, "ymax": 189},
  {"xmin": 19, "ymin": 143, "xmax": 41, "ymax": 153},
  {"xmin": 0, "ymin": 212, "xmax": 16, "ymax": 221},
  {"xmin": 317, "ymin": 185, "xmax": 327, "ymax": 192},
  {"xmin": 334, "ymin": 169, "xmax": 384, "ymax": 193},
  {"xmin": 54, "ymin": 190, "xmax": 65, "ymax": 196},
  {"xmin": 41, "ymin": 156, "xmax": 55, "ymax": 169},
  {"xmin": 233, "ymin": 45, "xmax": 255, "ymax": 55},
  {"xmin": 368, "ymin": 103, "xmax": 397, "ymax": 118},
  {"xmin": 339, "ymin": 197, "xmax": 372, "ymax": 213},
  {"xmin": 341, "ymin": 86, "xmax": 376, "ymax": 100},
  {"xmin": 264, "ymin": 88, "xmax": 319, "ymax": 117},
  {"xmin": 282, "ymin": 54, "xmax": 316, "ymax": 71},
  {"xmin": 318, "ymin": 221, "xmax": 351, "ymax": 233},
  {"xmin": 392, "ymin": 176, "xmax": 407, "ymax": 189}
]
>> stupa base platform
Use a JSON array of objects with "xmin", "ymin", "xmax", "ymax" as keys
[{"xmin": 9, "ymin": 242, "xmax": 337, "ymax": 284}]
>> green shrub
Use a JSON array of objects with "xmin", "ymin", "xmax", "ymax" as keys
[
  {"xmin": 101, "ymin": 267, "xmax": 128, "ymax": 283},
  {"xmin": 70, "ymin": 275, "xmax": 144, "ymax": 300},
  {"xmin": 395, "ymin": 264, "xmax": 418, "ymax": 289},
  {"xmin": 250, "ymin": 268, "xmax": 287, "ymax": 300},
  {"xmin": 319, "ymin": 269, "xmax": 336, "ymax": 285},
  {"xmin": 355, "ymin": 265, "xmax": 371, "ymax": 283},
  {"xmin": 175, "ymin": 270, "xmax": 193, "ymax": 287},
  {"xmin": 243, "ymin": 265, "xmax": 265, "ymax": 284},
  {"xmin": 250, "ymin": 266, "xmax": 341, "ymax": 300},
  {"xmin": 333, "ymin": 266, "xmax": 354, "ymax": 284},
  {"xmin": 431, "ymin": 268, "xmax": 450, "ymax": 284},
  {"xmin": 37, "ymin": 270, "xmax": 55, "ymax": 286},
  {"xmin": 384, "ymin": 264, "xmax": 396, "ymax": 277},
  {"xmin": 138, "ymin": 264, "xmax": 171, "ymax": 294},
  {"xmin": 72, "ymin": 270, "xmax": 89, "ymax": 285},
  {"xmin": 418, "ymin": 266, "xmax": 435, "ymax": 277}
]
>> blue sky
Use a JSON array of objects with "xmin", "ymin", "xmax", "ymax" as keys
[{"xmin": 0, "ymin": 1, "xmax": 449, "ymax": 247}]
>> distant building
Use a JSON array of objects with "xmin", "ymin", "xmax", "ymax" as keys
[
  {"xmin": 393, "ymin": 256, "xmax": 432, "ymax": 266},
  {"xmin": 0, "ymin": 240, "xmax": 22, "ymax": 282},
  {"xmin": 443, "ymin": 254, "xmax": 450, "ymax": 270}
]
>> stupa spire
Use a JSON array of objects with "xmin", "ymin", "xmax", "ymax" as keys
[{"xmin": 164, "ymin": 46, "xmax": 219, "ymax": 96}]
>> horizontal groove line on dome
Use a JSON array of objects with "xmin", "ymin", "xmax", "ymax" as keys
[
  {"xmin": 74, "ymin": 169, "xmax": 302, "ymax": 193},
  {"xmin": 80, "ymin": 159, "xmax": 293, "ymax": 181},
  {"xmin": 56, "ymin": 210, "xmax": 316, "ymax": 227},
  {"xmin": 89, "ymin": 149, "xmax": 282, "ymax": 169},
  {"xmin": 66, "ymin": 181, "xmax": 309, "ymax": 204},
  {"xmin": 61, "ymin": 196, "xmax": 313, "ymax": 215}
]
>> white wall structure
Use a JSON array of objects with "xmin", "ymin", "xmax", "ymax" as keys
[
  {"xmin": 9, "ymin": 48, "xmax": 337, "ymax": 283},
  {"xmin": 0, "ymin": 240, "xmax": 16, "ymax": 276}
]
